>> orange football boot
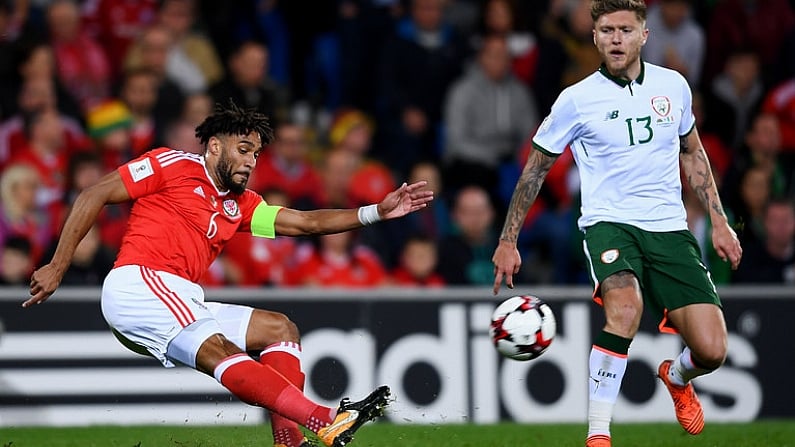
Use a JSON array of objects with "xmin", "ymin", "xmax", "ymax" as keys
[{"xmin": 658, "ymin": 359, "xmax": 705, "ymax": 435}]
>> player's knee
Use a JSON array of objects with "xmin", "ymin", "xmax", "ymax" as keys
[
  {"xmin": 268, "ymin": 312, "xmax": 301, "ymax": 343},
  {"xmin": 604, "ymin": 299, "xmax": 643, "ymax": 337},
  {"xmin": 693, "ymin": 340, "xmax": 727, "ymax": 370}
]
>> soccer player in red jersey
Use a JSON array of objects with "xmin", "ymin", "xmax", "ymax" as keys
[{"xmin": 24, "ymin": 101, "xmax": 434, "ymax": 447}]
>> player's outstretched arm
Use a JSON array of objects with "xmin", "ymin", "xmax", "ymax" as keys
[
  {"xmin": 24, "ymin": 171, "xmax": 131, "ymax": 308},
  {"xmin": 492, "ymin": 148, "xmax": 556, "ymax": 295},
  {"xmin": 273, "ymin": 181, "xmax": 433, "ymax": 237},
  {"xmin": 679, "ymin": 129, "xmax": 742, "ymax": 269}
]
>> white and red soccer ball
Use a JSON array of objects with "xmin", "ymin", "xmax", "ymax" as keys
[{"xmin": 489, "ymin": 295, "xmax": 557, "ymax": 361}]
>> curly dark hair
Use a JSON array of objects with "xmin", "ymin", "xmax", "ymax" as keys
[
  {"xmin": 194, "ymin": 100, "xmax": 274, "ymax": 149},
  {"xmin": 590, "ymin": 0, "xmax": 647, "ymax": 22}
]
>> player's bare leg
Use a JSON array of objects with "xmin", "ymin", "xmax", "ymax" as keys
[
  {"xmin": 586, "ymin": 271, "xmax": 642, "ymax": 447},
  {"xmin": 658, "ymin": 303, "xmax": 727, "ymax": 435}
]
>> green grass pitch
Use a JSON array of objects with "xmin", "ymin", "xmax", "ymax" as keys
[{"xmin": 2, "ymin": 421, "xmax": 794, "ymax": 447}]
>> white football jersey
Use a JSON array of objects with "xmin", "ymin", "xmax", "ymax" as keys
[{"xmin": 533, "ymin": 62, "xmax": 694, "ymax": 232}]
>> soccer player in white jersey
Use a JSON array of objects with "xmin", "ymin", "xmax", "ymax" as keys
[
  {"xmin": 491, "ymin": 1, "xmax": 743, "ymax": 446},
  {"xmin": 24, "ymin": 101, "xmax": 434, "ymax": 447}
]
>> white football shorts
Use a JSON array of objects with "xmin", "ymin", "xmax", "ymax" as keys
[{"xmin": 101, "ymin": 265, "xmax": 253, "ymax": 368}]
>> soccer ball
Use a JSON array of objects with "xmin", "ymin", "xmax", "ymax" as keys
[{"xmin": 489, "ymin": 295, "xmax": 556, "ymax": 361}]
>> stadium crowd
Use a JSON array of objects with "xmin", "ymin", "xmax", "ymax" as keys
[{"xmin": 0, "ymin": 0, "xmax": 794, "ymax": 288}]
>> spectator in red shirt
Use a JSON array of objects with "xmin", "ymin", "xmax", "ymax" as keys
[
  {"xmin": 218, "ymin": 189, "xmax": 299, "ymax": 287},
  {"xmin": 7, "ymin": 108, "xmax": 69, "ymax": 211},
  {"xmin": 81, "ymin": 0, "xmax": 158, "ymax": 80},
  {"xmin": 326, "ymin": 108, "xmax": 396, "ymax": 208},
  {"xmin": 289, "ymin": 230, "xmax": 388, "ymax": 288},
  {"xmin": 0, "ymin": 75, "xmax": 88, "ymax": 172},
  {"xmin": 390, "ymin": 234, "xmax": 445, "ymax": 287},
  {"xmin": 249, "ymin": 120, "xmax": 324, "ymax": 210},
  {"xmin": 46, "ymin": 0, "xmax": 111, "ymax": 112},
  {"xmin": 762, "ymin": 77, "xmax": 795, "ymax": 153},
  {"xmin": 323, "ymin": 108, "xmax": 405, "ymax": 267}
]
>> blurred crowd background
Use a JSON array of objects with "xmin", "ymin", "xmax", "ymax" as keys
[{"xmin": 0, "ymin": 0, "xmax": 794, "ymax": 289}]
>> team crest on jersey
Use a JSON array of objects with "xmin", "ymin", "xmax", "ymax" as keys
[
  {"xmin": 600, "ymin": 249, "xmax": 619, "ymax": 264},
  {"xmin": 223, "ymin": 199, "xmax": 239, "ymax": 217},
  {"xmin": 651, "ymin": 96, "xmax": 671, "ymax": 117}
]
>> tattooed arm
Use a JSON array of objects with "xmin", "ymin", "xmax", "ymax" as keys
[
  {"xmin": 492, "ymin": 148, "xmax": 557, "ymax": 294},
  {"xmin": 679, "ymin": 127, "xmax": 743, "ymax": 269}
]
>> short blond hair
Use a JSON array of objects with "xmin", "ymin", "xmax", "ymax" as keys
[{"xmin": 0, "ymin": 163, "xmax": 40, "ymax": 219}]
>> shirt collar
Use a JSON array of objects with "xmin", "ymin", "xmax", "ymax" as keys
[{"xmin": 598, "ymin": 60, "xmax": 646, "ymax": 87}]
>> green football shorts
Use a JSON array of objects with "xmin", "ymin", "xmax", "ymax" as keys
[{"xmin": 582, "ymin": 221, "xmax": 721, "ymax": 333}]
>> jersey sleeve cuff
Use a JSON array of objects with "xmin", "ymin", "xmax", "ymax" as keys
[
  {"xmin": 251, "ymin": 202, "xmax": 282, "ymax": 238},
  {"xmin": 531, "ymin": 141, "xmax": 561, "ymax": 157},
  {"xmin": 681, "ymin": 121, "xmax": 696, "ymax": 137}
]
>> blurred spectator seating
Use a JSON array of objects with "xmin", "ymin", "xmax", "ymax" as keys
[
  {"xmin": 374, "ymin": 0, "xmax": 469, "ymax": 179},
  {"xmin": 390, "ymin": 234, "xmax": 445, "ymax": 286},
  {"xmin": 248, "ymin": 120, "xmax": 325, "ymax": 210},
  {"xmin": 0, "ymin": 163, "xmax": 53, "ymax": 266},
  {"xmin": 81, "ymin": 0, "xmax": 158, "ymax": 81},
  {"xmin": 641, "ymin": 0, "xmax": 705, "ymax": 86},
  {"xmin": 152, "ymin": 0, "xmax": 224, "ymax": 93},
  {"xmin": 733, "ymin": 197, "xmax": 795, "ymax": 284},
  {"xmin": 704, "ymin": 0, "xmax": 795, "ymax": 87},
  {"xmin": 437, "ymin": 185, "xmax": 498, "ymax": 285},
  {"xmin": 702, "ymin": 46, "xmax": 764, "ymax": 152},
  {"xmin": 219, "ymin": 189, "xmax": 300, "ymax": 287},
  {"xmin": 0, "ymin": 235, "xmax": 34, "ymax": 285},
  {"xmin": 122, "ymin": 24, "xmax": 186, "ymax": 140},
  {"xmin": 46, "ymin": 0, "xmax": 111, "ymax": 112},
  {"xmin": 208, "ymin": 40, "xmax": 290, "ymax": 125},
  {"xmin": 288, "ymin": 230, "xmax": 388, "ymax": 288},
  {"xmin": 762, "ymin": 76, "xmax": 795, "ymax": 153},
  {"xmin": 442, "ymin": 33, "xmax": 537, "ymax": 205}
]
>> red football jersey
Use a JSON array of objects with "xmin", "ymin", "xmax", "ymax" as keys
[{"xmin": 115, "ymin": 148, "xmax": 264, "ymax": 282}]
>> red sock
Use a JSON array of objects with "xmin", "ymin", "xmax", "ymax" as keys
[
  {"xmin": 214, "ymin": 354, "xmax": 334, "ymax": 433},
  {"xmin": 261, "ymin": 342, "xmax": 307, "ymax": 447}
]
